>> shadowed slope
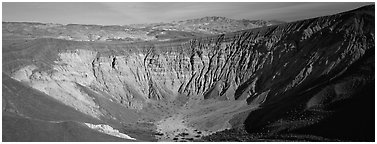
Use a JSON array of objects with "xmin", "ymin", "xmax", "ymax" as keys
[
  {"xmin": 200, "ymin": 5, "xmax": 375, "ymax": 142},
  {"xmin": 3, "ymin": 112, "xmax": 134, "ymax": 142},
  {"xmin": 2, "ymin": 73, "xmax": 137, "ymax": 141}
]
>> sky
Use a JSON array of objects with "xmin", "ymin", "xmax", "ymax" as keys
[{"xmin": 2, "ymin": 2, "xmax": 373, "ymax": 25}]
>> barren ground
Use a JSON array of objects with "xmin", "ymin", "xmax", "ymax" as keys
[{"xmin": 155, "ymin": 99, "xmax": 258, "ymax": 142}]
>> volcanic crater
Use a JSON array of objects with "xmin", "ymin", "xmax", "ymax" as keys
[{"xmin": 2, "ymin": 5, "xmax": 375, "ymax": 142}]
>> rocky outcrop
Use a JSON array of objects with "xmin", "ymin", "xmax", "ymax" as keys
[{"xmin": 84, "ymin": 123, "xmax": 136, "ymax": 140}]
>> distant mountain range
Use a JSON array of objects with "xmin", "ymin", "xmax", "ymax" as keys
[
  {"xmin": 3, "ymin": 16, "xmax": 285, "ymax": 42},
  {"xmin": 138, "ymin": 16, "xmax": 285, "ymax": 34}
]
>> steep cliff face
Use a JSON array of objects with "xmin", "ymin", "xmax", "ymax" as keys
[
  {"xmin": 3, "ymin": 5, "xmax": 374, "ymax": 142},
  {"xmin": 201, "ymin": 5, "xmax": 375, "ymax": 141},
  {"xmin": 12, "ymin": 4, "xmax": 373, "ymax": 108}
]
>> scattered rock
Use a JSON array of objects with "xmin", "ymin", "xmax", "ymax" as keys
[
  {"xmin": 186, "ymin": 138, "xmax": 194, "ymax": 141},
  {"xmin": 154, "ymin": 132, "xmax": 164, "ymax": 136}
]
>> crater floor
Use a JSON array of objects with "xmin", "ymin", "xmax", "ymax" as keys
[{"xmin": 154, "ymin": 98, "xmax": 257, "ymax": 142}]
